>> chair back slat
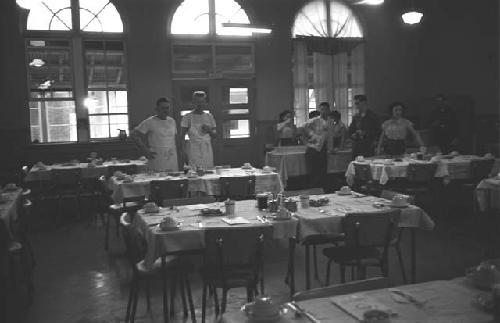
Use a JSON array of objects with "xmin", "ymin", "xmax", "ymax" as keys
[
  {"xmin": 342, "ymin": 209, "xmax": 400, "ymax": 248},
  {"xmin": 284, "ymin": 188, "xmax": 325, "ymax": 197},
  {"xmin": 150, "ymin": 179, "xmax": 189, "ymax": 205},
  {"xmin": 470, "ymin": 159, "xmax": 495, "ymax": 182},
  {"xmin": 108, "ymin": 164, "xmax": 138, "ymax": 177},
  {"xmin": 219, "ymin": 176, "xmax": 256, "ymax": 199},
  {"xmin": 353, "ymin": 164, "xmax": 373, "ymax": 183},
  {"xmin": 293, "ymin": 277, "xmax": 389, "ymax": 301},
  {"xmin": 120, "ymin": 214, "xmax": 147, "ymax": 269},
  {"xmin": 163, "ymin": 196, "xmax": 216, "ymax": 207},
  {"xmin": 406, "ymin": 163, "xmax": 437, "ymax": 182}
]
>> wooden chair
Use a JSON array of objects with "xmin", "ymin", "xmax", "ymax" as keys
[
  {"xmin": 200, "ymin": 225, "xmax": 272, "ymax": 323},
  {"xmin": 292, "ymin": 277, "xmax": 389, "ymax": 301},
  {"xmin": 323, "ymin": 209, "xmax": 401, "ymax": 285},
  {"xmin": 150, "ymin": 179, "xmax": 189, "ymax": 206},
  {"xmin": 219, "ymin": 176, "xmax": 256, "ymax": 200},
  {"xmin": 50, "ymin": 168, "xmax": 83, "ymax": 220},
  {"xmin": 108, "ymin": 164, "xmax": 138, "ymax": 177},
  {"xmin": 353, "ymin": 163, "xmax": 380, "ymax": 195},
  {"xmin": 163, "ymin": 196, "xmax": 216, "ymax": 207},
  {"xmin": 104, "ymin": 195, "xmax": 146, "ymax": 251},
  {"xmin": 120, "ymin": 214, "xmax": 195, "ymax": 323}
]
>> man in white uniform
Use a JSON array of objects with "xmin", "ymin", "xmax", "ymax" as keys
[
  {"xmin": 180, "ymin": 91, "xmax": 216, "ymax": 168},
  {"xmin": 131, "ymin": 97, "xmax": 180, "ymax": 172}
]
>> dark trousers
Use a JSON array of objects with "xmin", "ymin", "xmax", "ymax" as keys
[
  {"xmin": 352, "ymin": 140, "xmax": 375, "ymax": 160},
  {"xmin": 384, "ymin": 139, "xmax": 406, "ymax": 156},
  {"xmin": 305, "ymin": 146, "xmax": 327, "ymax": 189}
]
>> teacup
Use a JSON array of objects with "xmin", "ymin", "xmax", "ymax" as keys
[
  {"xmin": 339, "ymin": 186, "xmax": 351, "ymax": 194},
  {"xmin": 215, "ymin": 166, "xmax": 223, "ymax": 175},
  {"xmin": 391, "ymin": 195, "xmax": 408, "ymax": 207},
  {"xmin": 159, "ymin": 216, "xmax": 178, "ymax": 230},
  {"xmin": 355, "ymin": 155, "xmax": 365, "ymax": 162},
  {"xmin": 299, "ymin": 195, "xmax": 309, "ymax": 208},
  {"xmin": 263, "ymin": 166, "xmax": 272, "ymax": 173},
  {"xmin": 244, "ymin": 162, "xmax": 251, "ymax": 168},
  {"xmin": 244, "ymin": 295, "xmax": 280, "ymax": 320}
]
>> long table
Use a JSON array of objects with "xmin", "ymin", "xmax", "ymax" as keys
[
  {"xmin": 110, "ymin": 168, "xmax": 284, "ymax": 202},
  {"xmin": 133, "ymin": 193, "xmax": 433, "ymax": 288},
  {"xmin": 24, "ymin": 160, "xmax": 148, "ymax": 182},
  {"xmin": 221, "ymin": 278, "xmax": 491, "ymax": 323},
  {"xmin": 346, "ymin": 155, "xmax": 497, "ymax": 185},
  {"xmin": 265, "ymin": 146, "xmax": 352, "ymax": 186}
]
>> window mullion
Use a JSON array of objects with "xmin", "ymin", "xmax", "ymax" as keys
[
  {"xmin": 208, "ymin": 0, "xmax": 216, "ymax": 37},
  {"xmin": 72, "ymin": 36, "xmax": 89, "ymax": 142}
]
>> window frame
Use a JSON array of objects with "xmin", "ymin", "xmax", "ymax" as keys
[{"xmin": 22, "ymin": 0, "xmax": 128, "ymax": 144}]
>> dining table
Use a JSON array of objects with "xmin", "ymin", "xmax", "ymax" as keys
[
  {"xmin": 24, "ymin": 159, "xmax": 149, "ymax": 182},
  {"xmin": 345, "ymin": 155, "xmax": 497, "ymax": 186},
  {"xmin": 265, "ymin": 146, "xmax": 352, "ymax": 187},
  {"xmin": 221, "ymin": 277, "xmax": 493, "ymax": 323},
  {"xmin": 109, "ymin": 168, "xmax": 284, "ymax": 203},
  {"xmin": 476, "ymin": 177, "xmax": 500, "ymax": 213}
]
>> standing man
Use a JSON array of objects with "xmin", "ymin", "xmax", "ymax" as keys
[
  {"xmin": 348, "ymin": 95, "xmax": 380, "ymax": 159},
  {"xmin": 429, "ymin": 95, "xmax": 459, "ymax": 154},
  {"xmin": 304, "ymin": 102, "xmax": 330, "ymax": 188},
  {"xmin": 181, "ymin": 91, "xmax": 217, "ymax": 168},
  {"xmin": 131, "ymin": 97, "xmax": 180, "ymax": 172}
]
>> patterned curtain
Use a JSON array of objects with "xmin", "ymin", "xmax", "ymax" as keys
[{"xmin": 293, "ymin": 41, "xmax": 309, "ymax": 126}]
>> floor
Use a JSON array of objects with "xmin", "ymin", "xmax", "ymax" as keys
[{"xmin": 6, "ymin": 194, "xmax": 492, "ymax": 323}]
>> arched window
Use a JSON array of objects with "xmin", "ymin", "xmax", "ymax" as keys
[
  {"xmin": 291, "ymin": 0, "xmax": 365, "ymax": 126},
  {"xmin": 22, "ymin": 0, "xmax": 128, "ymax": 142},
  {"xmin": 170, "ymin": 0, "xmax": 251, "ymax": 36}
]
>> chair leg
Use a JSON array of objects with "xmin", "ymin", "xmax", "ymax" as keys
[
  {"xmin": 130, "ymin": 280, "xmax": 140, "ymax": 323},
  {"xmin": 179, "ymin": 276, "xmax": 188, "ymax": 317},
  {"xmin": 313, "ymin": 245, "xmax": 320, "ymax": 281},
  {"xmin": 201, "ymin": 279, "xmax": 208, "ymax": 323},
  {"xmin": 305, "ymin": 245, "xmax": 311, "ymax": 289},
  {"xmin": 184, "ymin": 276, "xmax": 196, "ymax": 323},
  {"xmin": 212, "ymin": 284, "xmax": 220, "ymax": 316},
  {"xmin": 221, "ymin": 288, "xmax": 228, "ymax": 313},
  {"xmin": 145, "ymin": 279, "xmax": 151, "ymax": 311},
  {"xmin": 325, "ymin": 259, "xmax": 332, "ymax": 286},
  {"xmin": 104, "ymin": 214, "xmax": 110, "ymax": 251},
  {"xmin": 170, "ymin": 277, "xmax": 177, "ymax": 317},
  {"xmin": 260, "ymin": 264, "xmax": 265, "ymax": 295},
  {"xmin": 396, "ymin": 245, "xmax": 408, "ymax": 283},
  {"xmin": 115, "ymin": 214, "xmax": 120, "ymax": 238},
  {"xmin": 126, "ymin": 277, "xmax": 137, "ymax": 323},
  {"xmin": 340, "ymin": 265, "xmax": 346, "ymax": 283}
]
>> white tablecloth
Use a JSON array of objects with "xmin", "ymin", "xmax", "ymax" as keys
[
  {"xmin": 111, "ymin": 168, "xmax": 284, "ymax": 202},
  {"xmin": 346, "ymin": 155, "xmax": 496, "ymax": 185},
  {"xmin": 0, "ymin": 188, "xmax": 22, "ymax": 236},
  {"xmin": 221, "ymin": 278, "xmax": 490, "ymax": 323},
  {"xmin": 25, "ymin": 160, "xmax": 148, "ymax": 182},
  {"xmin": 133, "ymin": 193, "xmax": 433, "ymax": 269},
  {"xmin": 133, "ymin": 200, "xmax": 298, "ymax": 269},
  {"xmin": 476, "ymin": 177, "xmax": 500, "ymax": 212},
  {"xmin": 266, "ymin": 147, "xmax": 352, "ymax": 186}
]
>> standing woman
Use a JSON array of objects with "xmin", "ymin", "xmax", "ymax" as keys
[
  {"xmin": 180, "ymin": 91, "xmax": 217, "ymax": 168},
  {"xmin": 327, "ymin": 110, "xmax": 346, "ymax": 152},
  {"xmin": 276, "ymin": 110, "xmax": 297, "ymax": 146},
  {"xmin": 131, "ymin": 97, "xmax": 180, "ymax": 171},
  {"xmin": 376, "ymin": 102, "xmax": 426, "ymax": 156}
]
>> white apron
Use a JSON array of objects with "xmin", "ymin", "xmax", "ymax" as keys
[
  {"xmin": 148, "ymin": 144, "xmax": 178, "ymax": 172},
  {"xmin": 187, "ymin": 140, "xmax": 214, "ymax": 169}
]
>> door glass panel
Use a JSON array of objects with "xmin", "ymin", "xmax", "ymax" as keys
[
  {"xmin": 222, "ymin": 108, "xmax": 249, "ymax": 115},
  {"xmin": 173, "ymin": 45, "xmax": 212, "ymax": 75},
  {"xmin": 222, "ymin": 119, "xmax": 250, "ymax": 138},
  {"xmin": 89, "ymin": 115, "xmax": 110, "ymax": 138},
  {"xmin": 226, "ymin": 87, "xmax": 248, "ymax": 104}
]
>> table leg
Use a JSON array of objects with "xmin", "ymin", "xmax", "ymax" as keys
[
  {"xmin": 411, "ymin": 228, "xmax": 417, "ymax": 284},
  {"xmin": 162, "ymin": 256, "xmax": 170, "ymax": 323},
  {"xmin": 288, "ymin": 237, "xmax": 296, "ymax": 298}
]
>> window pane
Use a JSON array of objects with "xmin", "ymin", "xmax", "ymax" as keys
[
  {"xmin": 89, "ymin": 115, "xmax": 110, "ymax": 138},
  {"xmin": 215, "ymin": 0, "xmax": 251, "ymax": 36},
  {"xmin": 31, "ymin": 126, "xmax": 42, "ymax": 143},
  {"xmin": 79, "ymin": 0, "xmax": 123, "ymax": 32},
  {"xmin": 85, "ymin": 40, "xmax": 126, "ymax": 89},
  {"xmin": 215, "ymin": 46, "xmax": 253, "ymax": 73},
  {"xmin": 110, "ymin": 114, "xmax": 129, "ymax": 137},
  {"xmin": 173, "ymin": 45, "xmax": 212, "ymax": 75},
  {"xmin": 27, "ymin": 0, "xmax": 72, "ymax": 31},
  {"xmin": 109, "ymin": 90, "xmax": 127, "ymax": 113},
  {"xmin": 86, "ymin": 91, "xmax": 108, "ymax": 114},
  {"xmin": 222, "ymin": 119, "xmax": 250, "ymax": 138},
  {"xmin": 229, "ymin": 88, "xmax": 248, "ymax": 104},
  {"xmin": 171, "ymin": 0, "xmax": 209, "ymax": 35},
  {"xmin": 45, "ymin": 101, "xmax": 77, "ymax": 142},
  {"xmin": 27, "ymin": 39, "xmax": 73, "ymax": 97}
]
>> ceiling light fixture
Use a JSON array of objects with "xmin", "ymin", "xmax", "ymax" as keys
[
  {"xmin": 402, "ymin": 0, "xmax": 423, "ymax": 25},
  {"xmin": 29, "ymin": 58, "xmax": 45, "ymax": 67},
  {"xmin": 16, "ymin": 0, "xmax": 35, "ymax": 9},
  {"xmin": 354, "ymin": 0, "xmax": 384, "ymax": 5},
  {"xmin": 221, "ymin": 22, "xmax": 272, "ymax": 34}
]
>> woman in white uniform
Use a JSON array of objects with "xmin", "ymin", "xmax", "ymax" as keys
[
  {"xmin": 180, "ymin": 91, "xmax": 216, "ymax": 169},
  {"xmin": 131, "ymin": 97, "xmax": 180, "ymax": 172}
]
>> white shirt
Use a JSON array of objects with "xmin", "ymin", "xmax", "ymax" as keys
[{"xmin": 134, "ymin": 116, "xmax": 177, "ymax": 147}]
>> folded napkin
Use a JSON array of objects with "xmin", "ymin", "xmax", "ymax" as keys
[{"xmin": 221, "ymin": 217, "xmax": 250, "ymax": 225}]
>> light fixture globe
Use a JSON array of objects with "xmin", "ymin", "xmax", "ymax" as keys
[
  {"xmin": 402, "ymin": 10, "xmax": 423, "ymax": 24},
  {"xmin": 16, "ymin": 0, "xmax": 35, "ymax": 9},
  {"xmin": 356, "ymin": 0, "xmax": 384, "ymax": 5}
]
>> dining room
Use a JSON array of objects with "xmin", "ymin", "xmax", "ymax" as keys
[{"xmin": 0, "ymin": 0, "xmax": 499, "ymax": 322}]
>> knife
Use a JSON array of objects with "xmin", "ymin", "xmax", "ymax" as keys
[{"xmin": 287, "ymin": 302, "xmax": 321, "ymax": 323}]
